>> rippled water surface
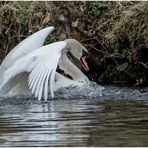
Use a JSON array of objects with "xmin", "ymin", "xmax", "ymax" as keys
[{"xmin": 0, "ymin": 86, "xmax": 148, "ymax": 147}]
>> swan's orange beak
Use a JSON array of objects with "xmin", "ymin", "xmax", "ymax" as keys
[{"xmin": 81, "ymin": 56, "xmax": 89, "ymax": 71}]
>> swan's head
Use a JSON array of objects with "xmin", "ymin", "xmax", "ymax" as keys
[{"xmin": 65, "ymin": 39, "xmax": 89, "ymax": 71}]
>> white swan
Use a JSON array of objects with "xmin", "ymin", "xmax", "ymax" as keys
[{"xmin": 0, "ymin": 26, "xmax": 90, "ymax": 100}]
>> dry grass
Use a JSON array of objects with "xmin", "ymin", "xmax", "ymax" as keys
[{"xmin": 0, "ymin": 1, "xmax": 148, "ymax": 86}]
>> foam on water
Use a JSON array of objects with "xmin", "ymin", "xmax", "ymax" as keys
[
  {"xmin": 54, "ymin": 83, "xmax": 148, "ymax": 102},
  {"xmin": 54, "ymin": 82, "xmax": 105, "ymax": 99},
  {"xmin": 0, "ymin": 81, "xmax": 148, "ymax": 102}
]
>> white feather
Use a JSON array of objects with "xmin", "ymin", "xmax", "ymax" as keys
[
  {"xmin": 0, "ymin": 41, "xmax": 67, "ymax": 100},
  {"xmin": 0, "ymin": 26, "xmax": 55, "ymax": 81},
  {"xmin": 43, "ymin": 68, "xmax": 52, "ymax": 101},
  {"xmin": 49, "ymin": 66, "xmax": 57, "ymax": 98},
  {"xmin": 0, "ymin": 27, "xmax": 90, "ymax": 100}
]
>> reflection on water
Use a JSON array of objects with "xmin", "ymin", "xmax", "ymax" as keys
[{"xmin": 0, "ymin": 87, "xmax": 148, "ymax": 146}]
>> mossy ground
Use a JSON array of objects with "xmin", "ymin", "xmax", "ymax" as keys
[{"xmin": 0, "ymin": 1, "xmax": 148, "ymax": 86}]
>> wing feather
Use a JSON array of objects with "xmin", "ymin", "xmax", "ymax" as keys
[
  {"xmin": 0, "ymin": 41, "xmax": 67, "ymax": 100},
  {"xmin": 35, "ymin": 68, "xmax": 51, "ymax": 98},
  {"xmin": 31, "ymin": 68, "xmax": 45, "ymax": 94},
  {"xmin": 37, "ymin": 68, "xmax": 49, "ymax": 100},
  {"xmin": 0, "ymin": 26, "xmax": 55, "ymax": 81},
  {"xmin": 43, "ymin": 68, "xmax": 52, "ymax": 101},
  {"xmin": 50, "ymin": 66, "xmax": 57, "ymax": 98},
  {"xmin": 29, "ymin": 59, "xmax": 45, "ymax": 93},
  {"xmin": 34, "ymin": 60, "xmax": 49, "ymax": 95},
  {"xmin": 28, "ymin": 60, "xmax": 43, "ymax": 91}
]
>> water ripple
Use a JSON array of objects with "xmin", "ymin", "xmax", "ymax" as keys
[{"xmin": 0, "ymin": 85, "xmax": 148, "ymax": 146}]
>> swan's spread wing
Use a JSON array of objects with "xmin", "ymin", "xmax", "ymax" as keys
[
  {"xmin": 0, "ymin": 26, "xmax": 55, "ymax": 78},
  {"xmin": 0, "ymin": 41, "xmax": 67, "ymax": 100}
]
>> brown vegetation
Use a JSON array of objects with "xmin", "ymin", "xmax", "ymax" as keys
[{"xmin": 0, "ymin": 1, "xmax": 148, "ymax": 86}]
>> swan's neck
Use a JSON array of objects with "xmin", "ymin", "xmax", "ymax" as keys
[{"xmin": 58, "ymin": 53, "xmax": 88, "ymax": 83}]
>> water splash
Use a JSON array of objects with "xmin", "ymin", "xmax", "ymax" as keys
[
  {"xmin": 55, "ymin": 82, "xmax": 105, "ymax": 99},
  {"xmin": 0, "ymin": 81, "xmax": 148, "ymax": 102},
  {"xmin": 54, "ymin": 82, "xmax": 148, "ymax": 101}
]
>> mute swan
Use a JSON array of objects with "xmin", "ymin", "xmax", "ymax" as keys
[{"xmin": 0, "ymin": 26, "xmax": 90, "ymax": 100}]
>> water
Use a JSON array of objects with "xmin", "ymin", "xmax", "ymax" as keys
[{"xmin": 0, "ymin": 85, "xmax": 148, "ymax": 147}]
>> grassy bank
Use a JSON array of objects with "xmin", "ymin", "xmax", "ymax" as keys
[{"xmin": 0, "ymin": 1, "xmax": 148, "ymax": 86}]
